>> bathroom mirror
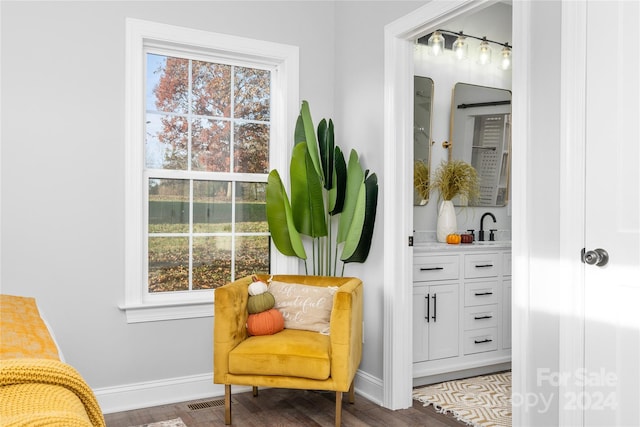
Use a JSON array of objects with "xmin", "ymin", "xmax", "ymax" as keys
[
  {"xmin": 414, "ymin": 76, "xmax": 434, "ymax": 206},
  {"xmin": 449, "ymin": 83, "xmax": 511, "ymax": 206}
]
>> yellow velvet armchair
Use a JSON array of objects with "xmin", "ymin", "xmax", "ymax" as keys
[{"xmin": 214, "ymin": 274, "xmax": 363, "ymax": 427}]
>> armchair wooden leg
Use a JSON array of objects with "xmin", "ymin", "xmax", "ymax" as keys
[
  {"xmin": 335, "ymin": 391, "xmax": 343, "ymax": 427},
  {"xmin": 224, "ymin": 384, "xmax": 232, "ymax": 425},
  {"xmin": 348, "ymin": 380, "xmax": 355, "ymax": 404},
  {"xmin": 252, "ymin": 386, "xmax": 258, "ymax": 397}
]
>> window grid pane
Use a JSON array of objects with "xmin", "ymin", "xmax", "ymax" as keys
[
  {"xmin": 191, "ymin": 118, "xmax": 231, "ymax": 172},
  {"xmin": 148, "ymin": 178, "xmax": 190, "ymax": 233},
  {"xmin": 148, "ymin": 236, "xmax": 190, "ymax": 293},
  {"xmin": 145, "ymin": 52, "xmax": 270, "ymax": 294},
  {"xmin": 192, "ymin": 236, "xmax": 232, "ymax": 290},
  {"xmin": 234, "ymin": 235, "xmax": 270, "ymax": 280}
]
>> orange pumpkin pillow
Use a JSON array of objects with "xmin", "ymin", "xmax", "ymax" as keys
[{"xmin": 246, "ymin": 308, "xmax": 285, "ymax": 336}]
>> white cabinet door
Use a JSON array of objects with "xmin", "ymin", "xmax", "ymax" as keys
[
  {"xmin": 428, "ymin": 283, "xmax": 459, "ymax": 360},
  {"xmin": 413, "ymin": 285, "xmax": 430, "ymax": 363},
  {"xmin": 413, "ymin": 283, "xmax": 459, "ymax": 362},
  {"xmin": 584, "ymin": 1, "xmax": 640, "ymax": 425}
]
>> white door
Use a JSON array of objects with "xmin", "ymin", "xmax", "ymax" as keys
[
  {"xmin": 428, "ymin": 283, "xmax": 459, "ymax": 360},
  {"xmin": 584, "ymin": 1, "xmax": 640, "ymax": 425},
  {"xmin": 412, "ymin": 283, "xmax": 459, "ymax": 362},
  {"xmin": 413, "ymin": 285, "xmax": 430, "ymax": 363}
]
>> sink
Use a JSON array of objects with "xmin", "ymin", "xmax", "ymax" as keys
[
  {"xmin": 413, "ymin": 240, "xmax": 511, "ymax": 253},
  {"xmin": 473, "ymin": 240, "xmax": 511, "ymax": 246}
]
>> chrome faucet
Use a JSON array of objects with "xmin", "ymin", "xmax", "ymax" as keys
[{"xmin": 479, "ymin": 212, "xmax": 497, "ymax": 241}]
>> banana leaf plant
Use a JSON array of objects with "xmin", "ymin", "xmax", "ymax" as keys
[{"xmin": 266, "ymin": 101, "xmax": 378, "ymax": 276}]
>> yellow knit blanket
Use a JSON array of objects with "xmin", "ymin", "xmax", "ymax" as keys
[
  {"xmin": 0, "ymin": 358, "xmax": 106, "ymax": 427},
  {"xmin": 1, "ymin": 295, "xmax": 104, "ymax": 427},
  {"xmin": 0, "ymin": 295, "xmax": 59, "ymax": 360}
]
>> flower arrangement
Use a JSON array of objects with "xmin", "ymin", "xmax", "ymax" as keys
[{"xmin": 429, "ymin": 159, "xmax": 479, "ymax": 202}]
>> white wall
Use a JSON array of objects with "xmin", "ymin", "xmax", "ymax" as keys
[
  {"xmin": 412, "ymin": 1, "xmax": 512, "ymax": 239},
  {"xmin": 0, "ymin": 0, "xmax": 425, "ymax": 410},
  {"xmin": 332, "ymin": 0, "xmax": 429, "ymax": 382}
]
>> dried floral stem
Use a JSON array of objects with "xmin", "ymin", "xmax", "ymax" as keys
[
  {"xmin": 414, "ymin": 161, "xmax": 431, "ymax": 201},
  {"xmin": 429, "ymin": 160, "xmax": 479, "ymax": 202}
]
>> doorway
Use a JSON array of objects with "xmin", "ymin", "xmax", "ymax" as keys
[
  {"xmin": 382, "ymin": 0, "xmax": 517, "ymax": 412},
  {"xmin": 384, "ymin": 1, "xmax": 640, "ymax": 425}
]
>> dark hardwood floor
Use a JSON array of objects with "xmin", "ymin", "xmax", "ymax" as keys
[{"xmin": 104, "ymin": 387, "xmax": 466, "ymax": 427}]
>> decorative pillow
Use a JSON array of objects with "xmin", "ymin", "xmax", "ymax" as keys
[
  {"xmin": 268, "ymin": 281, "xmax": 338, "ymax": 335},
  {"xmin": 247, "ymin": 292, "xmax": 275, "ymax": 314},
  {"xmin": 247, "ymin": 308, "xmax": 285, "ymax": 336}
]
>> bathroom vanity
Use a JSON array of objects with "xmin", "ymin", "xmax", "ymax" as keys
[{"xmin": 413, "ymin": 241, "xmax": 511, "ymax": 386}]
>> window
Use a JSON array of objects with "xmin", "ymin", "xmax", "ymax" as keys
[
  {"xmin": 124, "ymin": 19, "xmax": 299, "ymax": 323},
  {"xmin": 145, "ymin": 54, "xmax": 271, "ymax": 292}
]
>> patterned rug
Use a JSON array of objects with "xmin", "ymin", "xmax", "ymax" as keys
[
  {"xmin": 129, "ymin": 418, "xmax": 187, "ymax": 427},
  {"xmin": 412, "ymin": 371, "xmax": 511, "ymax": 427}
]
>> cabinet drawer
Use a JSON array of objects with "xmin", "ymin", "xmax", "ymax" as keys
[
  {"xmin": 503, "ymin": 252, "xmax": 512, "ymax": 276},
  {"xmin": 464, "ymin": 253, "xmax": 500, "ymax": 278},
  {"xmin": 464, "ymin": 305, "xmax": 498, "ymax": 330},
  {"xmin": 414, "ymin": 255, "xmax": 459, "ymax": 282},
  {"xmin": 464, "ymin": 328, "xmax": 498, "ymax": 355},
  {"xmin": 464, "ymin": 281, "xmax": 499, "ymax": 306}
]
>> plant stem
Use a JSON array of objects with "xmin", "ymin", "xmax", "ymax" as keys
[
  {"xmin": 326, "ymin": 209, "xmax": 331, "ymax": 276},
  {"xmin": 320, "ymin": 237, "xmax": 325, "ymax": 275},
  {"xmin": 312, "ymin": 238, "xmax": 317, "ymax": 275}
]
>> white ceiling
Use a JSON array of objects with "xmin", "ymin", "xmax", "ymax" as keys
[{"xmin": 442, "ymin": 2, "xmax": 513, "ymax": 47}]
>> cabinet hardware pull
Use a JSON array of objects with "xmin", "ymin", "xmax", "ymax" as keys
[
  {"xmin": 474, "ymin": 292, "xmax": 493, "ymax": 296},
  {"xmin": 425, "ymin": 294, "xmax": 430, "ymax": 322},
  {"xmin": 432, "ymin": 293, "xmax": 437, "ymax": 322},
  {"xmin": 474, "ymin": 338, "xmax": 493, "ymax": 344},
  {"xmin": 474, "ymin": 315, "xmax": 493, "ymax": 320},
  {"xmin": 475, "ymin": 264, "xmax": 493, "ymax": 268},
  {"xmin": 420, "ymin": 267, "xmax": 444, "ymax": 271}
]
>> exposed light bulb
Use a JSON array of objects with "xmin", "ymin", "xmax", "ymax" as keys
[
  {"xmin": 500, "ymin": 45, "xmax": 512, "ymax": 70},
  {"xmin": 452, "ymin": 34, "xmax": 468, "ymax": 60},
  {"xmin": 477, "ymin": 38, "xmax": 492, "ymax": 65},
  {"xmin": 428, "ymin": 31, "xmax": 445, "ymax": 56}
]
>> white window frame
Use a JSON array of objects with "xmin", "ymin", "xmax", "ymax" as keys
[{"xmin": 122, "ymin": 19, "xmax": 299, "ymax": 323}]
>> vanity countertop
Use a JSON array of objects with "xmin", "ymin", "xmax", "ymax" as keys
[{"xmin": 413, "ymin": 241, "xmax": 511, "ymax": 253}]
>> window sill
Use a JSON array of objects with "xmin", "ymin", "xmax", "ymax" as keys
[{"xmin": 118, "ymin": 300, "xmax": 213, "ymax": 323}]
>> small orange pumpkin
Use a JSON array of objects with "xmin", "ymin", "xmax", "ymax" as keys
[
  {"xmin": 446, "ymin": 233, "xmax": 461, "ymax": 244},
  {"xmin": 246, "ymin": 308, "xmax": 285, "ymax": 336}
]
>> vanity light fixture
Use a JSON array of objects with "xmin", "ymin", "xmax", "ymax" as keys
[
  {"xmin": 452, "ymin": 32, "xmax": 469, "ymax": 60},
  {"xmin": 499, "ymin": 44, "xmax": 512, "ymax": 70},
  {"xmin": 419, "ymin": 29, "xmax": 512, "ymax": 70},
  {"xmin": 477, "ymin": 37, "xmax": 492, "ymax": 65},
  {"xmin": 427, "ymin": 31, "xmax": 445, "ymax": 56}
]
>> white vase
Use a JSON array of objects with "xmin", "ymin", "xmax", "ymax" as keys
[{"xmin": 436, "ymin": 200, "xmax": 457, "ymax": 242}]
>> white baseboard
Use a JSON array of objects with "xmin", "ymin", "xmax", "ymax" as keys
[
  {"xmin": 95, "ymin": 372, "xmax": 243, "ymax": 414},
  {"xmin": 95, "ymin": 369, "xmax": 384, "ymax": 414},
  {"xmin": 354, "ymin": 370, "xmax": 384, "ymax": 406}
]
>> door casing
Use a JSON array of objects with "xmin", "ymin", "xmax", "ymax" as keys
[{"xmin": 382, "ymin": 3, "xmax": 586, "ymax": 427}]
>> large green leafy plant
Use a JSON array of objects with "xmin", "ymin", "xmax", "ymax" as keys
[{"xmin": 266, "ymin": 101, "xmax": 378, "ymax": 276}]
